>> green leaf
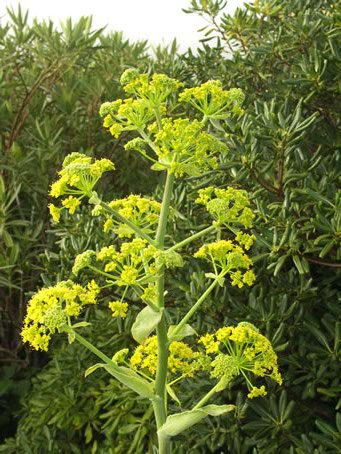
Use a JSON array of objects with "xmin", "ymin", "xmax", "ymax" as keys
[
  {"xmin": 209, "ymin": 118, "xmax": 226, "ymax": 132},
  {"xmin": 103, "ymin": 363, "xmax": 154, "ymax": 399},
  {"xmin": 131, "ymin": 306, "xmax": 162, "ymax": 344},
  {"xmin": 292, "ymin": 255, "xmax": 306, "ymax": 274},
  {"xmin": 182, "ymin": 163, "xmax": 201, "ymax": 177},
  {"xmin": 151, "ymin": 162, "xmax": 167, "ymax": 171},
  {"xmin": 85, "ymin": 363, "xmax": 104, "ymax": 378},
  {"xmin": 168, "ymin": 324, "xmax": 197, "ymax": 341},
  {"xmin": 67, "ymin": 331, "xmax": 76, "ymax": 344},
  {"xmin": 86, "ymin": 360, "xmax": 155, "ymax": 399},
  {"xmin": 305, "ymin": 188, "xmax": 335, "ymax": 208},
  {"xmin": 158, "ymin": 404, "xmax": 234, "ymax": 438},
  {"xmin": 118, "ymin": 424, "xmax": 140, "ymax": 435},
  {"xmin": 72, "ymin": 321, "xmax": 92, "ymax": 329},
  {"xmin": 205, "ymin": 272, "xmax": 217, "ymax": 280},
  {"xmin": 166, "ymin": 384, "xmax": 181, "ymax": 405},
  {"xmin": 89, "ymin": 191, "xmax": 100, "ymax": 205},
  {"xmin": 205, "ymin": 273, "xmax": 224, "ymax": 286},
  {"xmin": 215, "ymin": 376, "xmax": 231, "ymax": 392}
]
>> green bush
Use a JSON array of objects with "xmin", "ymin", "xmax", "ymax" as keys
[
  {"xmin": 180, "ymin": 0, "xmax": 341, "ymax": 451},
  {"xmin": 0, "ymin": 5, "xmax": 154, "ymax": 441}
]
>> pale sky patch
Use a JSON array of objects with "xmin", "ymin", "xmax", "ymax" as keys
[{"xmin": 1, "ymin": 0, "xmax": 246, "ymax": 51}]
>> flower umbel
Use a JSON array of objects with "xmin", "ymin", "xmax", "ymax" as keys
[
  {"xmin": 21, "ymin": 280, "xmax": 100, "ymax": 351},
  {"xmin": 199, "ymin": 322, "xmax": 282, "ymax": 397},
  {"xmin": 48, "ymin": 153, "xmax": 115, "ymax": 222},
  {"xmin": 196, "ymin": 186, "xmax": 255, "ymax": 229},
  {"xmin": 179, "ymin": 80, "xmax": 245, "ymax": 119},
  {"xmin": 109, "ymin": 301, "xmax": 129, "ymax": 318},
  {"xmin": 93, "ymin": 239, "xmax": 158, "ymax": 290},
  {"xmin": 194, "ymin": 240, "xmax": 256, "ymax": 288},
  {"xmin": 92, "ymin": 194, "xmax": 161, "ymax": 238},
  {"xmin": 150, "ymin": 118, "xmax": 227, "ymax": 177}
]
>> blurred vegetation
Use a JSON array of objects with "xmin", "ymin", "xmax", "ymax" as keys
[{"xmin": 1, "ymin": 0, "xmax": 341, "ymax": 452}]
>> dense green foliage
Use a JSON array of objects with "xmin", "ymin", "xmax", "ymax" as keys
[
  {"xmin": 1, "ymin": 0, "xmax": 340, "ymax": 452},
  {"xmin": 0, "ymin": 5, "xmax": 154, "ymax": 441},
  {"xmin": 181, "ymin": 0, "xmax": 341, "ymax": 451}
]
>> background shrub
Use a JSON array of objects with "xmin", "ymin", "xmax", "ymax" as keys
[{"xmin": 0, "ymin": 5, "xmax": 155, "ymax": 441}]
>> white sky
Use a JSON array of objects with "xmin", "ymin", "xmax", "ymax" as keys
[{"xmin": 0, "ymin": 0, "xmax": 246, "ymax": 51}]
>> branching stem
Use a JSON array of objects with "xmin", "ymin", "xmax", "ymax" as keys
[
  {"xmin": 99, "ymin": 201, "xmax": 156, "ymax": 246},
  {"xmin": 168, "ymin": 276, "xmax": 222, "ymax": 342}
]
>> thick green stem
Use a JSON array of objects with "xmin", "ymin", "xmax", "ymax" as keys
[
  {"xmin": 167, "ymin": 224, "xmax": 217, "ymax": 253},
  {"xmin": 153, "ymin": 172, "xmax": 174, "ymax": 454},
  {"xmin": 169, "ymin": 277, "xmax": 221, "ymax": 342},
  {"xmin": 99, "ymin": 201, "xmax": 156, "ymax": 246},
  {"xmin": 155, "ymin": 173, "xmax": 174, "ymax": 249}
]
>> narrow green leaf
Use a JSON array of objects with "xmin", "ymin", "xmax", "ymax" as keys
[
  {"xmin": 292, "ymin": 255, "xmax": 306, "ymax": 274},
  {"xmin": 102, "ymin": 363, "xmax": 154, "ymax": 399},
  {"xmin": 85, "ymin": 363, "xmax": 104, "ymax": 378},
  {"xmin": 84, "ymin": 360, "xmax": 154, "ymax": 399},
  {"xmin": 166, "ymin": 384, "xmax": 181, "ymax": 405},
  {"xmin": 72, "ymin": 321, "xmax": 92, "ymax": 329}
]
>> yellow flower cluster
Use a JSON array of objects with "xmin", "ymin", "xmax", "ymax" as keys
[
  {"xmin": 21, "ymin": 280, "xmax": 100, "ymax": 351},
  {"xmin": 194, "ymin": 240, "xmax": 256, "ymax": 288},
  {"xmin": 235, "ymin": 231, "xmax": 256, "ymax": 250},
  {"xmin": 100, "ymin": 72, "xmax": 246, "ymax": 180},
  {"xmin": 179, "ymin": 80, "xmax": 245, "ymax": 119},
  {"xmin": 248, "ymin": 385, "xmax": 267, "ymax": 399},
  {"xmin": 130, "ymin": 336, "xmax": 201, "ymax": 377},
  {"xmin": 120, "ymin": 69, "xmax": 183, "ymax": 106},
  {"xmin": 100, "ymin": 69, "xmax": 182, "ymax": 140},
  {"xmin": 108, "ymin": 300, "xmax": 129, "ymax": 318},
  {"xmin": 72, "ymin": 250, "xmax": 96, "ymax": 275},
  {"xmin": 148, "ymin": 118, "xmax": 227, "ymax": 177},
  {"xmin": 96, "ymin": 239, "xmax": 157, "ymax": 286},
  {"xmin": 93, "ymin": 194, "xmax": 161, "ymax": 238},
  {"xmin": 196, "ymin": 186, "xmax": 255, "ymax": 229},
  {"xmin": 199, "ymin": 322, "xmax": 282, "ymax": 398},
  {"xmin": 49, "ymin": 153, "xmax": 115, "ymax": 223},
  {"xmin": 100, "ymin": 98, "xmax": 155, "ymax": 137},
  {"xmin": 73, "ymin": 240, "xmax": 158, "ymax": 307}
]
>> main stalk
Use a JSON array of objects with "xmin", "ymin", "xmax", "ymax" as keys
[{"xmin": 153, "ymin": 172, "xmax": 174, "ymax": 454}]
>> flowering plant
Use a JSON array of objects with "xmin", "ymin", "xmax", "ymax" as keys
[{"xmin": 21, "ymin": 70, "xmax": 282, "ymax": 453}]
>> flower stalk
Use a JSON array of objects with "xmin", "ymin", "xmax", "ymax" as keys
[{"xmin": 21, "ymin": 70, "xmax": 282, "ymax": 454}]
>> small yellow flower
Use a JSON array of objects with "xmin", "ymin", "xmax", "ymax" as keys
[
  {"xmin": 108, "ymin": 301, "xmax": 128, "ymax": 318},
  {"xmin": 247, "ymin": 385, "xmax": 267, "ymax": 399},
  {"xmin": 198, "ymin": 333, "xmax": 220, "ymax": 354},
  {"xmin": 49, "ymin": 204, "xmax": 61, "ymax": 223},
  {"xmin": 62, "ymin": 196, "xmax": 81, "ymax": 214}
]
